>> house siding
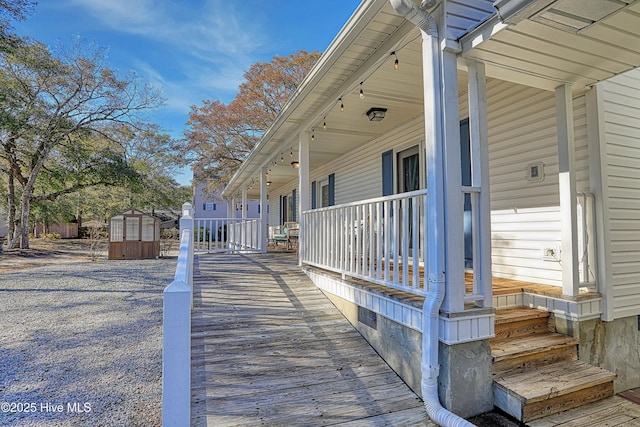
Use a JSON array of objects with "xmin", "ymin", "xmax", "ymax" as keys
[
  {"xmin": 481, "ymin": 80, "xmax": 589, "ymax": 287},
  {"xmin": 601, "ymin": 69, "xmax": 640, "ymax": 319}
]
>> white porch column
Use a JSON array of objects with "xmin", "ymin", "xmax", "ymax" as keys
[
  {"xmin": 259, "ymin": 167, "xmax": 268, "ymax": 253},
  {"xmin": 440, "ymin": 51, "xmax": 464, "ymax": 313},
  {"xmin": 241, "ymin": 187, "xmax": 248, "ymax": 219},
  {"xmin": 421, "ymin": 25, "xmax": 464, "ymax": 315},
  {"xmin": 556, "ymin": 84, "xmax": 580, "ymax": 296},
  {"xmin": 467, "ymin": 60, "xmax": 492, "ymax": 308},
  {"xmin": 226, "ymin": 197, "xmax": 234, "ymax": 219},
  {"xmin": 298, "ymin": 131, "xmax": 311, "ymax": 266}
]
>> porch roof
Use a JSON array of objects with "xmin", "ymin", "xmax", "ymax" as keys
[
  {"xmin": 461, "ymin": 0, "xmax": 640, "ymax": 93},
  {"xmin": 223, "ymin": 0, "xmax": 640, "ymax": 199}
]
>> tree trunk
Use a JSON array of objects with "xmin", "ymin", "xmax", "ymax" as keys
[{"xmin": 7, "ymin": 173, "xmax": 18, "ymax": 249}]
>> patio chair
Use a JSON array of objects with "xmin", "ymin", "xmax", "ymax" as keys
[{"xmin": 271, "ymin": 222, "xmax": 298, "ymax": 250}]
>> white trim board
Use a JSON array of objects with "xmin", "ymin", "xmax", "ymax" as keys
[{"xmin": 304, "ymin": 268, "xmax": 495, "ymax": 345}]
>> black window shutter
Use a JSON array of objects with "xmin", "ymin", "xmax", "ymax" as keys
[
  {"xmin": 311, "ymin": 181, "xmax": 317, "ymax": 209},
  {"xmin": 328, "ymin": 173, "xmax": 335, "ymax": 206}
]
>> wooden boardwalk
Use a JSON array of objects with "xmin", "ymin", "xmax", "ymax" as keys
[{"xmin": 190, "ymin": 252, "xmax": 434, "ymax": 426}]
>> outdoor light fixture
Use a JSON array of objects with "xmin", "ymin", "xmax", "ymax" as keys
[
  {"xmin": 366, "ymin": 107, "xmax": 387, "ymax": 122},
  {"xmin": 266, "ymin": 181, "xmax": 272, "ymax": 186},
  {"xmin": 291, "ymin": 161, "xmax": 300, "ymax": 168}
]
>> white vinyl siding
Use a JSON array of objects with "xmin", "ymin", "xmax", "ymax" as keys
[
  {"xmin": 483, "ymin": 80, "xmax": 590, "ymax": 287},
  {"xmin": 601, "ymin": 68, "xmax": 640, "ymax": 319}
]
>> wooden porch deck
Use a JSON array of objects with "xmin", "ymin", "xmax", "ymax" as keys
[
  {"xmin": 190, "ymin": 252, "xmax": 434, "ymax": 426},
  {"xmin": 190, "ymin": 251, "xmax": 640, "ymax": 426}
]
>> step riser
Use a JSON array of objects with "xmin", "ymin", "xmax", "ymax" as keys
[
  {"xmin": 493, "ymin": 346, "xmax": 577, "ymax": 377},
  {"xmin": 495, "ymin": 380, "xmax": 615, "ymax": 423},
  {"xmin": 493, "ymin": 317, "xmax": 550, "ymax": 341}
]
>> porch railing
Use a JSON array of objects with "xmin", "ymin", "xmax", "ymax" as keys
[
  {"xmin": 194, "ymin": 218, "xmax": 262, "ymax": 253},
  {"xmin": 162, "ymin": 203, "xmax": 194, "ymax": 427},
  {"xmin": 302, "ymin": 189, "xmax": 487, "ymax": 305}
]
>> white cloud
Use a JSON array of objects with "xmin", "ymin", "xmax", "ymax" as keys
[{"xmin": 67, "ymin": 0, "xmax": 261, "ymax": 63}]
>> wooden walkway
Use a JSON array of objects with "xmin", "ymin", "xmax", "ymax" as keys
[
  {"xmin": 190, "ymin": 251, "xmax": 640, "ymax": 427},
  {"xmin": 190, "ymin": 252, "xmax": 434, "ymax": 426}
]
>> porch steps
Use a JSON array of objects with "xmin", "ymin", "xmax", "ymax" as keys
[{"xmin": 491, "ymin": 307, "xmax": 616, "ymax": 423}]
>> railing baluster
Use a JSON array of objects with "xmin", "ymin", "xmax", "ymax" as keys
[
  {"xmin": 412, "ymin": 194, "xmax": 419, "ymax": 289},
  {"xmin": 383, "ymin": 200, "xmax": 389, "ymax": 283},
  {"xmin": 369, "ymin": 202, "xmax": 374, "ymax": 279},
  {"xmin": 401, "ymin": 198, "xmax": 409, "ymax": 287}
]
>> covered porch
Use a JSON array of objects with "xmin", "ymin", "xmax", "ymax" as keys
[{"xmin": 213, "ymin": 0, "xmax": 640, "ymax": 422}]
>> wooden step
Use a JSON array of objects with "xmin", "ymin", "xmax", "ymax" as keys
[
  {"xmin": 493, "ymin": 307, "xmax": 550, "ymax": 341},
  {"xmin": 492, "ymin": 333, "xmax": 579, "ymax": 376},
  {"xmin": 494, "ymin": 361, "xmax": 617, "ymax": 422}
]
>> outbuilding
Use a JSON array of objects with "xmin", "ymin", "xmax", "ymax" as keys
[{"xmin": 108, "ymin": 209, "xmax": 160, "ymax": 260}]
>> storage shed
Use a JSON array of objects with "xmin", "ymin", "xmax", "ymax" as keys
[{"xmin": 108, "ymin": 209, "xmax": 160, "ymax": 260}]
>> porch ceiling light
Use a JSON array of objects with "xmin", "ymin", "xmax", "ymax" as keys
[
  {"xmin": 366, "ymin": 107, "xmax": 388, "ymax": 122},
  {"xmin": 291, "ymin": 161, "xmax": 300, "ymax": 168}
]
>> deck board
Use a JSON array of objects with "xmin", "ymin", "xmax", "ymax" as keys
[{"xmin": 190, "ymin": 252, "xmax": 434, "ymax": 426}]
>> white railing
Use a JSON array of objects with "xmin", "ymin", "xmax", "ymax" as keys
[
  {"xmin": 162, "ymin": 203, "xmax": 194, "ymax": 427},
  {"xmin": 577, "ymin": 192, "xmax": 597, "ymax": 288},
  {"xmin": 302, "ymin": 188, "xmax": 488, "ymax": 304},
  {"xmin": 303, "ymin": 190, "xmax": 427, "ymax": 295},
  {"xmin": 194, "ymin": 218, "xmax": 262, "ymax": 253}
]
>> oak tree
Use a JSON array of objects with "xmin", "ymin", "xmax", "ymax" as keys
[
  {"xmin": 0, "ymin": 39, "xmax": 163, "ymax": 248},
  {"xmin": 183, "ymin": 50, "xmax": 321, "ymax": 192}
]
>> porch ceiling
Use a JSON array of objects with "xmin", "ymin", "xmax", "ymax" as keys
[
  {"xmin": 225, "ymin": 0, "xmax": 422, "ymax": 199},
  {"xmin": 461, "ymin": 0, "xmax": 640, "ymax": 93}
]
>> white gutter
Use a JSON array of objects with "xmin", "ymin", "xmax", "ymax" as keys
[{"xmin": 389, "ymin": 1, "xmax": 475, "ymax": 426}]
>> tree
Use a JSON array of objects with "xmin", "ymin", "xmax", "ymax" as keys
[
  {"xmin": 0, "ymin": 39, "xmax": 163, "ymax": 248},
  {"xmin": 0, "ymin": 0, "xmax": 35, "ymax": 53},
  {"xmin": 183, "ymin": 50, "xmax": 321, "ymax": 191}
]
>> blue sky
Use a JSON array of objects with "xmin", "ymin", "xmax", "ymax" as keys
[{"xmin": 14, "ymin": 0, "xmax": 359, "ymax": 185}]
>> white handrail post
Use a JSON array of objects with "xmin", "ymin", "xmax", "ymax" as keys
[
  {"xmin": 162, "ymin": 279, "xmax": 191, "ymax": 427},
  {"xmin": 180, "ymin": 203, "xmax": 194, "ymax": 308}
]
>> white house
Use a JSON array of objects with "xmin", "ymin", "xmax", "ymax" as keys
[
  {"xmin": 193, "ymin": 182, "xmax": 262, "ymax": 220},
  {"xmin": 221, "ymin": 0, "xmax": 640, "ymax": 423}
]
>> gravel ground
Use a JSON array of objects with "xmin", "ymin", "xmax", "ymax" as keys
[{"xmin": 0, "ymin": 258, "xmax": 176, "ymax": 427}]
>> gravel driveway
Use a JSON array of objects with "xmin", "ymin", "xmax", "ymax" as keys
[{"xmin": 0, "ymin": 258, "xmax": 175, "ymax": 426}]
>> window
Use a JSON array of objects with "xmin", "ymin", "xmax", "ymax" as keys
[
  {"xmin": 397, "ymin": 146, "xmax": 420, "ymax": 193},
  {"xmin": 203, "ymin": 202, "xmax": 216, "ymax": 211},
  {"xmin": 319, "ymin": 179, "xmax": 330, "ymax": 208}
]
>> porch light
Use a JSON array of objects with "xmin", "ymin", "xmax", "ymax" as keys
[
  {"xmin": 291, "ymin": 161, "xmax": 300, "ymax": 168},
  {"xmin": 266, "ymin": 181, "xmax": 271, "ymax": 186},
  {"xmin": 366, "ymin": 107, "xmax": 387, "ymax": 122}
]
